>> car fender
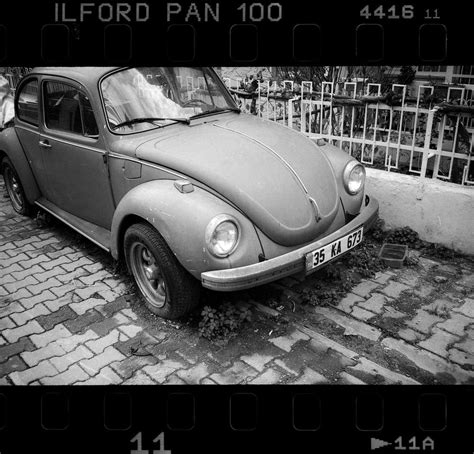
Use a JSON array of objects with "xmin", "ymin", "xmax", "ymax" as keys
[
  {"xmin": 316, "ymin": 142, "xmax": 365, "ymax": 215},
  {"xmin": 0, "ymin": 127, "xmax": 40, "ymax": 204},
  {"xmin": 110, "ymin": 179, "xmax": 263, "ymax": 280}
]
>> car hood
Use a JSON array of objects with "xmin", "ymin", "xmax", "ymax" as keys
[{"xmin": 135, "ymin": 114, "xmax": 339, "ymax": 246}]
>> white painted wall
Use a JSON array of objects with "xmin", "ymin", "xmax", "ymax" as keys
[{"xmin": 365, "ymin": 168, "xmax": 474, "ymax": 255}]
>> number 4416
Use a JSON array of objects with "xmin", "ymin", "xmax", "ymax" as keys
[{"xmin": 360, "ymin": 5, "xmax": 414, "ymax": 19}]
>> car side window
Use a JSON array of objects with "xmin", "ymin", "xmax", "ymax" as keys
[
  {"xmin": 17, "ymin": 79, "xmax": 39, "ymax": 126},
  {"xmin": 44, "ymin": 81, "xmax": 98, "ymax": 138}
]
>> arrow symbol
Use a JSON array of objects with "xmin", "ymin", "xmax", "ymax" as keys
[{"xmin": 371, "ymin": 438, "xmax": 392, "ymax": 450}]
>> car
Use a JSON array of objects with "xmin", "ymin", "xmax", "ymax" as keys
[{"xmin": 0, "ymin": 67, "xmax": 379, "ymax": 319}]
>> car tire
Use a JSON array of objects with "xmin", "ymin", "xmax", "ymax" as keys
[
  {"xmin": 1, "ymin": 156, "xmax": 33, "ymax": 216},
  {"xmin": 124, "ymin": 222, "xmax": 200, "ymax": 319}
]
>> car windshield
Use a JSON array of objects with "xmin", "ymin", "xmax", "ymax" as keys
[{"xmin": 101, "ymin": 67, "xmax": 238, "ymax": 133}]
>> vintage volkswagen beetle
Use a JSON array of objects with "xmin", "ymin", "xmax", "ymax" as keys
[{"xmin": 0, "ymin": 67, "xmax": 379, "ymax": 319}]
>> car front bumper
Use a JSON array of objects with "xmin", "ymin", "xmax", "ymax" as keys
[{"xmin": 201, "ymin": 195, "xmax": 379, "ymax": 292}]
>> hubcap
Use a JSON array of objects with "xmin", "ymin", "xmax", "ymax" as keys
[
  {"xmin": 130, "ymin": 242, "xmax": 167, "ymax": 308},
  {"xmin": 4, "ymin": 167, "xmax": 24, "ymax": 212}
]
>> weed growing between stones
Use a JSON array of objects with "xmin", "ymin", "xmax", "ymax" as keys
[{"xmin": 198, "ymin": 302, "xmax": 252, "ymax": 344}]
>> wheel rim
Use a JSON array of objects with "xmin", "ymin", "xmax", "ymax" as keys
[
  {"xmin": 4, "ymin": 166, "xmax": 24, "ymax": 212},
  {"xmin": 129, "ymin": 241, "xmax": 168, "ymax": 308}
]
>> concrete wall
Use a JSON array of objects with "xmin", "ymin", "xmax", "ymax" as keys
[{"xmin": 365, "ymin": 168, "xmax": 474, "ymax": 255}]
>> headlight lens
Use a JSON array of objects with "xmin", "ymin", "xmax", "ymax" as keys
[
  {"xmin": 343, "ymin": 161, "xmax": 366, "ymax": 195},
  {"xmin": 205, "ymin": 215, "xmax": 240, "ymax": 257}
]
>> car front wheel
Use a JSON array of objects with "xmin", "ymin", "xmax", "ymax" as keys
[
  {"xmin": 124, "ymin": 223, "xmax": 200, "ymax": 319},
  {"xmin": 1, "ymin": 157, "xmax": 33, "ymax": 216}
]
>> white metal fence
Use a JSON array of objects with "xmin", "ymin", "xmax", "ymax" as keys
[{"xmin": 225, "ymin": 78, "xmax": 474, "ymax": 186}]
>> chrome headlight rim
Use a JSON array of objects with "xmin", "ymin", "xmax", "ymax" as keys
[
  {"xmin": 205, "ymin": 214, "xmax": 240, "ymax": 258},
  {"xmin": 343, "ymin": 160, "xmax": 366, "ymax": 195}
]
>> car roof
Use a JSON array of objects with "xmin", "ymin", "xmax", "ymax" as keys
[{"xmin": 29, "ymin": 67, "xmax": 121, "ymax": 85}]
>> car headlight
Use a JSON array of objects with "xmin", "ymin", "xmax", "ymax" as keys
[
  {"xmin": 205, "ymin": 214, "xmax": 240, "ymax": 258},
  {"xmin": 343, "ymin": 161, "xmax": 366, "ymax": 195}
]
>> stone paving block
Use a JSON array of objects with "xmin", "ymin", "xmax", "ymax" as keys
[
  {"xmin": 38, "ymin": 255, "xmax": 71, "ymax": 271},
  {"xmin": 123, "ymin": 370, "xmax": 157, "ymax": 385},
  {"xmin": 352, "ymin": 281, "xmax": 380, "ymax": 298},
  {"xmin": 6, "ymin": 288, "xmax": 32, "ymax": 302},
  {"xmin": 89, "ymin": 313, "xmax": 129, "ymax": 337},
  {"xmin": 424, "ymin": 299, "xmax": 459, "ymax": 317},
  {"xmin": 50, "ymin": 345, "xmax": 94, "ymax": 373},
  {"xmin": 3, "ymin": 320, "xmax": 44, "ymax": 343},
  {"xmin": 36, "ymin": 305, "xmax": 77, "ymax": 331},
  {"xmin": 413, "ymin": 284, "xmax": 435, "ymax": 299},
  {"xmin": 241, "ymin": 353, "xmax": 276, "ymax": 372},
  {"xmin": 0, "ymin": 275, "xmax": 15, "ymax": 285},
  {"xmin": 0, "ymin": 252, "xmax": 28, "ymax": 265},
  {"xmin": 0, "ymin": 301, "xmax": 24, "ymax": 318},
  {"xmin": 0, "ymin": 355, "xmax": 27, "ymax": 378},
  {"xmin": 70, "ymin": 298, "xmax": 106, "ymax": 316},
  {"xmin": 75, "ymin": 283, "xmax": 110, "ymax": 300},
  {"xmin": 10, "ymin": 265, "xmax": 44, "ymax": 282},
  {"xmin": 453, "ymin": 336, "xmax": 474, "ymax": 355},
  {"xmin": 269, "ymin": 329, "xmax": 309, "ymax": 353},
  {"xmin": 382, "ymin": 306, "xmax": 406, "ymax": 319},
  {"xmin": 64, "ymin": 309, "xmax": 104, "ymax": 334},
  {"xmin": 337, "ymin": 293, "xmax": 364, "ymax": 314},
  {"xmin": 10, "ymin": 304, "xmax": 50, "ymax": 327},
  {"xmin": 9, "ymin": 360, "xmax": 57, "ymax": 385},
  {"xmin": 418, "ymin": 328, "xmax": 461, "ymax": 358},
  {"xmin": 406, "ymin": 310, "xmax": 444, "ymax": 335},
  {"xmin": 314, "ymin": 307, "xmax": 381, "ymax": 341},
  {"xmin": 20, "ymin": 290, "xmax": 57, "ymax": 310},
  {"xmin": 95, "ymin": 297, "xmax": 129, "ymax": 318},
  {"xmin": 97, "ymin": 289, "xmax": 123, "ymax": 303},
  {"xmin": 457, "ymin": 274, "xmax": 474, "ymax": 289},
  {"xmin": 26, "ymin": 277, "xmax": 62, "ymax": 296},
  {"xmin": 61, "ymin": 257, "xmax": 94, "ymax": 272},
  {"xmin": 83, "ymin": 263, "xmax": 105, "ymax": 274},
  {"xmin": 358, "ymin": 293, "xmax": 389, "ymax": 314},
  {"xmin": 177, "ymin": 364, "xmax": 210, "ymax": 384},
  {"xmin": 47, "ymin": 247, "xmax": 76, "ymax": 260},
  {"xmin": 348, "ymin": 357, "xmax": 419, "ymax": 385},
  {"xmin": 164, "ymin": 374, "xmax": 187, "ymax": 384},
  {"xmin": 55, "ymin": 330, "xmax": 99, "ymax": 353},
  {"xmin": 339, "ymin": 372, "xmax": 366, "ymax": 385},
  {"xmin": 436, "ymin": 313, "xmax": 473, "ymax": 336},
  {"xmin": 32, "ymin": 267, "xmax": 68, "ymax": 283},
  {"xmin": 120, "ymin": 308, "xmax": 138, "ymax": 321},
  {"xmin": 44, "ymin": 293, "xmax": 75, "ymax": 312},
  {"xmin": 79, "ymin": 346, "xmax": 126, "ymax": 376},
  {"xmin": 80, "ymin": 366, "xmax": 123, "ymax": 385},
  {"xmin": 30, "ymin": 324, "xmax": 72, "ymax": 348},
  {"xmin": 1, "ymin": 263, "xmax": 23, "ymax": 276},
  {"xmin": 453, "ymin": 298, "xmax": 474, "ymax": 319},
  {"xmin": 351, "ymin": 306, "xmax": 377, "ymax": 321},
  {"xmin": 143, "ymin": 359, "xmax": 187, "ymax": 384},
  {"xmin": 292, "ymin": 367, "xmax": 328, "ymax": 384},
  {"xmin": 118, "ymin": 324, "xmax": 143, "ymax": 339},
  {"xmin": 51, "ymin": 283, "xmax": 84, "ymax": 298},
  {"xmin": 17, "ymin": 254, "xmax": 51, "ymax": 269},
  {"xmin": 3, "ymin": 275, "xmax": 39, "ymax": 294},
  {"xmin": 398, "ymin": 328, "xmax": 426, "ymax": 343},
  {"xmin": 85, "ymin": 329, "xmax": 128, "ymax": 354},
  {"xmin": 250, "ymin": 368, "xmax": 283, "ymax": 384},
  {"xmin": 448, "ymin": 349, "xmax": 474, "ymax": 367},
  {"xmin": 0, "ymin": 316, "xmax": 15, "ymax": 330},
  {"xmin": 210, "ymin": 361, "xmax": 258, "ymax": 384},
  {"xmin": 381, "ymin": 337, "xmax": 473, "ymax": 383},
  {"xmin": 56, "ymin": 268, "xmax": 89, "ymax": 284},
  {"xmin": 418, "ymin": 257, "xmax": 439, "ymax": 270},
  {"xmin": 41, "ymin": 364, "xmax": 89, "ymax": 385},
  {"xmin": 380, "ymin": 282, "xmax": 410, "ymax": 299},
  {"xmin": 110, "ymin": 355, "xmax": 158, "ymax": 380},
  {"xmin": 79, "ymin": 270, "xmax": 114, "ymax": 286},
  {"xmin": 31, "ymin": 237, "xmax": 61, "ymax": 249},
  {"xmin": 21, "ymin": 343, "xmax": 66, "ymax": 367}
]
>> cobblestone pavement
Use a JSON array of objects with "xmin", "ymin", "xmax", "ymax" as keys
[{"xmin": 1, "ymin": 177, "xmax": 474, "ymax": 386}]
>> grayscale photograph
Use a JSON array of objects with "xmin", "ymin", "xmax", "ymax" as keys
[{"xmin": 0, "ymin": 65, "xmax": 473, "ymax": 385}]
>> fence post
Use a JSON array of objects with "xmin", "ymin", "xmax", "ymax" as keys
[{"xmin": 420, "ymin": 109, "xmax": 435, "ymax": 179}]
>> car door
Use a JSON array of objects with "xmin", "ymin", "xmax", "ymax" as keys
[
  {"xmin": 14, "ymin": 77, "xmax": 51, "ymax": 196},
  {"xmin": 39, "ymin": 78, "xmax": 115, "ymax": 229}
]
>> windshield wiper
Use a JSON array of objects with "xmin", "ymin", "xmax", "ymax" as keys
[
  {"xmin": 112, "ymin": 117, "xmax": 190, "ymax": 130},
  {"xmin": 190, "ymin": 108, "xmax": 240, "ymax": 121}
]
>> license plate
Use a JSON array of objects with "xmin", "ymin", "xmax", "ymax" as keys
[{"xmin": 305, "ymin": 227, "xmax": 364, "ymax": 272}]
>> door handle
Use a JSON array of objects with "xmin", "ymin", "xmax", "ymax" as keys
[{"xmin": 39, "ymin": 140, "xmax": 52, "ymax": 149}]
